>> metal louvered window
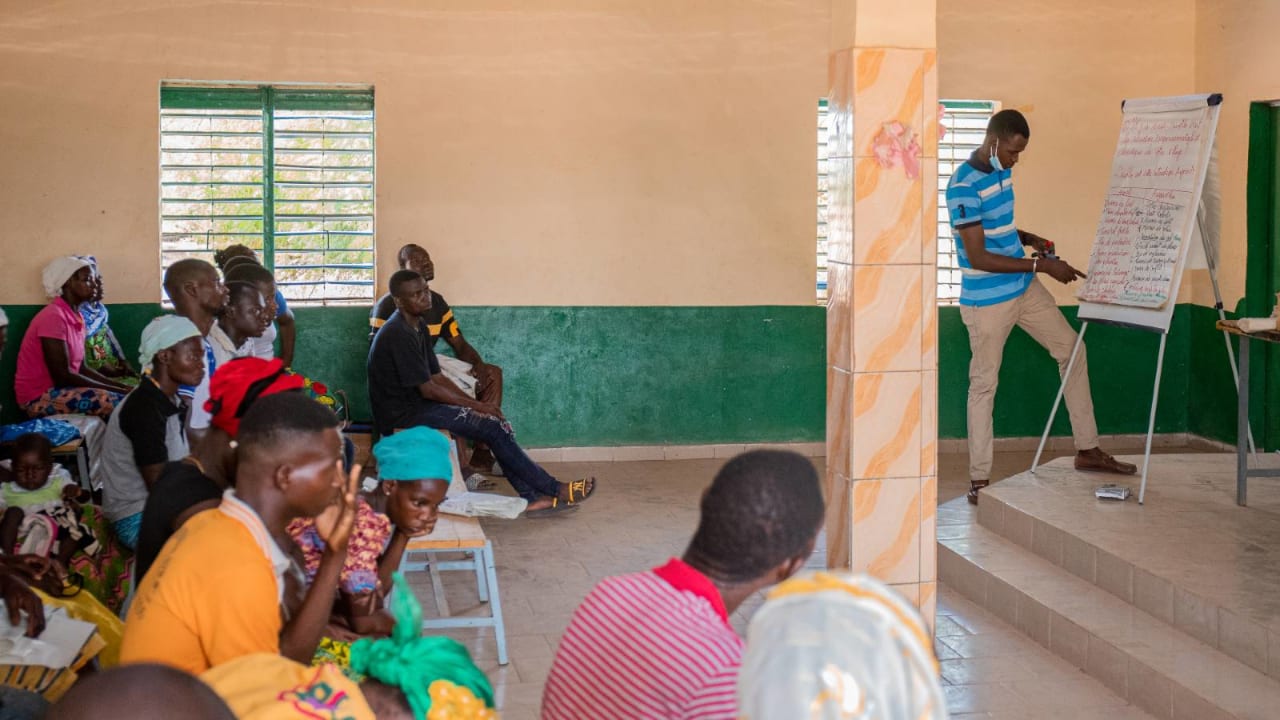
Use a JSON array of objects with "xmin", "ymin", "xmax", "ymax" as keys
[
  {"xmin": 816, "ymin": 99, "xmax": 830, "ymax": 304},
  {"xmin": 937, "ymin": 100, "xmax": 998, "ymax": 304},
  {"xmin": 160, "ymin": 84, "xmax": 375, "ymax": 305}
]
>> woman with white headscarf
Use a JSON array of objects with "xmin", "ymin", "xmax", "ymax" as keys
[
  {"xmin": 737, "ymin": 571, "xmax": 949, "ymax": 720},
  {"xmin": 13, "ymin": 257, "xmax": 132, "ymax": 419}
]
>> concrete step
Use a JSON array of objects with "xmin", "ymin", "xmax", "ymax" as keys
[
  {"xmin": 940, "ymin": 513, "xmax": 1280, "ymax": 720},
  {"xmin": 977, "ymin": 464, "xmax": 1280, "ymax": 679}
]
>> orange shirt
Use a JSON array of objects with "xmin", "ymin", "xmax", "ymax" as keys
[
  {"xmin": 202, "ymin": 653, "xmax": 375, "ymax": 720},
  {"xmin": 121, "ymin": 492, "xmax": 296, "ymax": 674}
]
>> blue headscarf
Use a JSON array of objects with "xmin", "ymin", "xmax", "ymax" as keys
[
  {"xmin": 76, "ymin": 255, "xmax": 109, "ymax": 336},
  {"xmin": 373, "ymin": 426, "xmax": 454, "ymax": 482}
]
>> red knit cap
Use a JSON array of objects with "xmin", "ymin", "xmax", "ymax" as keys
[{"xmin": 204, "ymin": 357, "xmax": 306, "ymax": 437}]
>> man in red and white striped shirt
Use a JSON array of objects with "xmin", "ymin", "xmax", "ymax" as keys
[{"xmin": 541, "ymin": 450, "xmax": 825, "ymax": 720}]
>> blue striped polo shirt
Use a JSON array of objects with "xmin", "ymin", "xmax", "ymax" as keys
[{"xmin": 945, "ymin": 153, "xmax": 1032, "ymax": 307}]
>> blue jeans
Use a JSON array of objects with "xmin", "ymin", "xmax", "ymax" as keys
[{"xmin": 395, "ymin": 404, "xmax": 560, "ymax": 502}]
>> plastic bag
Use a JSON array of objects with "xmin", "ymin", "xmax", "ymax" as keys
[
  {"xmin": 0, "ymin": 419, "xmax": 81, "ymax": 447},
  {"xmin": 440, "ymin": 492, "xmax": 528, "ymax": 520}
]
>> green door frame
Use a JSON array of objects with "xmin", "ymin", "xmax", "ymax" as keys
[{"xmin": 1245, "ymin": 101, "xmax": 1280, "ymax": 450}]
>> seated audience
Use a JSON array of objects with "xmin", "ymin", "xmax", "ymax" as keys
[
  {"xmin": 78, "ymin": 257, "xmax": 140, "ymax": 388},
  {"xmin": 0, "ymin": 434, "xmax": 97, "ymax": 566},
  {"xmin": 163, "ymin": 259, "xmax": 228, "ymax": 440},
  {"xmin": 46, "ymin": 663, "xmax": 235, "ymax": 720},
  {"xmin": 208, "ymin": 281, "xmax": 266, "ymax": 367},
  {"xmin": 14, "ymin": 257, "xmax": 131, "ymax": 419},
  {"xmin": 736, "ymin": 571, "xmax": 946, "ymax": 720},
  {"xmin": 134, "ymin": 357, "xmax": 305, "ymax": 583},
  {"xmin": 370, "ymin": 244, "xmax": 503, "ymax": 472},
  {"xmin": 289, "ymin": 426, "xmax": 450, "ymax": 657},
  {"xmin": 224, "ymin": 262, "xmax": 286, "ymax": 363},
  {"xmin": 214, "ymin": 245, "xmax": 296, "ymax": 367},
  {"xmin": 203, "ymin": 573, "xmax": 495, "ymax": 720},
  {"xmin": 100, "ymin": 316, "xmax": 206, "ymax": 550},
  {"xmin": 121, "ymin": 392, "xmax": 359, "ymax": 674},
  {"xmin": 369, "ymin": 270, "xmax": 593, "ymax": 516},
  {"xmin": 541, "ymin": 450, "xmax": 824, "ymax": 719},
  {"xmin": 0, "ymin": 435, "xmax": 129, "ymax": 613}
]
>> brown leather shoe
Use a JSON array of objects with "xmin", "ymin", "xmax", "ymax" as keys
[
  {"xmin": 967, "ymin": 479, "xmax": 989, "ymax": 505},
  {"xmin": 1074, "ymin": 448, "xmax": 1137, "ymax": 475}
]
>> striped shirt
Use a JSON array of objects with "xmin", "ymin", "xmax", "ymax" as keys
[
  {"xmin": 946, "ymin": 152, "xmax": 1033, "ymax": 307},
  {"xmin": 542, "ymin": 559, "xmax": 743, "ymax": 720}
]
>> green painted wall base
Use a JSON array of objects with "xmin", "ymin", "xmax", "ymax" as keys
[
  {"xmin": 1, "ymin": 304, "xmax": 827, "ymax": 448},
  {"xmin": 0, "ymin": 301, "xmax": 1251, "ymax": 448}
]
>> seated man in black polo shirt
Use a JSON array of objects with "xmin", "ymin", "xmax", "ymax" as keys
[
  {"xmin": 369, "ymin": 243, "xmax": 503, "ymax": 472},
  {"xmin": 368, "ymin": 270, "xmax": 594, "ymax": 516}
]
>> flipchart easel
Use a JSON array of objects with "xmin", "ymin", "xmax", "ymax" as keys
[{"xmin": 1029, "ymin": 93, "xmax": 1253, "ymax": 504}]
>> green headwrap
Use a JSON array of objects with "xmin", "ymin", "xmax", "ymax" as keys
[{"xmin": 348, "ymin": 573, "xmax": 495, "ymax": 718}]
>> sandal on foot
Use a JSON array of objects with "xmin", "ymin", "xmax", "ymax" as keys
[
  {"xmin": 967, "ymin": 479, "xmax": 989, "ymax": 505},
  {"xmin": 565, "ymin": 478, "xmax": 596, "ymax": 504},
  {"xmin": 526, "ymin": 497, "xmax": 580, "ymax": 518}
]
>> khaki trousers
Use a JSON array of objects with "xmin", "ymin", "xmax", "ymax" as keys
[{"xmin": 959, "ymin": 280, "xmax": 1099, "ymax": 481}]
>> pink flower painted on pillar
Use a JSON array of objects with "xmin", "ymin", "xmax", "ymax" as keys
[
  {"xmin": 937, "ymin": 103, "xmax": 947, "ymax": 141},
  {"xmin": 870, "ymin": 121, "xmax": 923, "ymax": 180}
]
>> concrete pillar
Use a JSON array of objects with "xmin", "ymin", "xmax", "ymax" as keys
[{"xmin": 825, "ymin": 0, "xmax": 938, "ymax": 624}]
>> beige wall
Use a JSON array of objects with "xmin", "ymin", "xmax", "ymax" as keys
[
  {"xmin": 0, "ymin": 1, "xmax": 828, "ymax": 306},
  {"xmin": 1195, "ymin": 0, "xmax": 1280, "ymax": 308},
  {"xmin": 938, "ymin": 0, "xmax": 1197, "ymax": 305}
]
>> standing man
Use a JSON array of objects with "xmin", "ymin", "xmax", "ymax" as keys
[
  {"xmin": 947, "ymin": 109, "xmax": 1136, "ymax": 505},
  {"xmin": 369, "ymin": 244, "xmax": 503, "ymax": 472}
]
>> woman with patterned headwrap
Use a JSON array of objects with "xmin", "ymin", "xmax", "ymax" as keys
[
  {"xmin": 736, "ymin": 571, "xmax": 948, "ymax": 720},
  {"xmin": 202, "ymin": 573, "xmax": 497, "ymax": 719},
  {"xmin": 77, "ymin": 257, "xmax": 140, "ymax": 387},
  {"xmin": 289, "ymin": 427, "xmax": 452, "ymax": 669}
]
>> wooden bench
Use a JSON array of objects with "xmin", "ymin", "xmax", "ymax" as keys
[
  {"xmin": 401, "ymin": 515, "xmax": 508, "ymax": 665},
  {"xmin": 51, "ymin": 438, "xmax": 91, "ymax": 492}
]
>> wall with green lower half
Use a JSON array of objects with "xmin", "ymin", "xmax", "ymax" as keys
[
  {"xmin": 939, "ymin": 303, "xmax": 1243, "ymax": 446},
  {"xmin": 0, "ymin": 302, "xmax": 1248, "ymax": 447},
  {"xmin": 1, "ymin": 305, "xmax": 828, "ymax": 448}
]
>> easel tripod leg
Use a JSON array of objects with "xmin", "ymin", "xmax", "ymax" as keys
[
  {"xmin": 1138, "ymin": 332, "xmax": 1169, "ymax": 505},
  {"xmin": 1032, "ymin": 322, "xmax": 1089, "ymax": 473}
]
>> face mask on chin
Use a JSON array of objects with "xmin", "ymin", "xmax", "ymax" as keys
[{"xmin": 989, "ymin": 138, "xmax": 1004, "ymax": 172}]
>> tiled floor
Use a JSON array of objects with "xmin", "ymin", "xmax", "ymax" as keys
[{"xmin": 406, "ymin": 448, "xmax": 1154, "ymax": 719}]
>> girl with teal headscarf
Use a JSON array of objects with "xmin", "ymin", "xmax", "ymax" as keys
[{"xmin": 290, "ymin": 427, "xmax": 454, "ymax": 663}]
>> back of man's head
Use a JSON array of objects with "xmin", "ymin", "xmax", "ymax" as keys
[
  {"xmin": 163, "ymin": 258, "xmax": 216, "ymax": 300},
  {"xmin": 224, "ymin": 261, "xmax": 275, "ymax": 287},
  {"xmin": 685, "ymin": 450, "xmax": 824, "ymax": 584},
  {"xmin": 987, "ymin": 109, "xmax": 1030, "ymax": 140},
  {"xmin": 236, "ymin": 392, "xmax": 339, "ymax": 463},
  {"xmin": 46, "ymin": 663, "xmax": 234, "ymax": 720}
]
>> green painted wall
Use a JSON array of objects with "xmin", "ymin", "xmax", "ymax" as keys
[
  {"xmin": 938, "ymin": 305, "xmax": 1190, "ymax": 440},
  {"xmin": 1, "ymin": 304, "xmax": 827, "ymax": 448},
  {"xmin": 0, "ymin": 301, "xmax": 1248, "ymax": 447}
]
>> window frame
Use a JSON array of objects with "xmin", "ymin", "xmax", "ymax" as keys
[{"xmin": 159, "ymin": 82, "xmax": 377, "ymax": 306}]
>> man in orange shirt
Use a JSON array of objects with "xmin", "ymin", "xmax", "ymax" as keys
[{"xmin": 121, "ymin": 392, "xmax": 360, "ymax": 674}]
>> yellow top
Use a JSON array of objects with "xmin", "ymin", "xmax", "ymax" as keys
[
  {"xmin": 121, "ymin": 494, "xmax": 292, "ymax": 674},
  {"xmin": 202, "ymin": 653, "xmax": 375, "ymax": 720}
]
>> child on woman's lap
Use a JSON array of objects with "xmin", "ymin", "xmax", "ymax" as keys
[{"xmin": 0, "ymin": 433, "xmax": 97, "ymax": 565}]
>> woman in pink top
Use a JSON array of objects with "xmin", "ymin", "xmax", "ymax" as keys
[{"xmin": 14, "ymin": 257, "xmax": 131, "ymax": 419}]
